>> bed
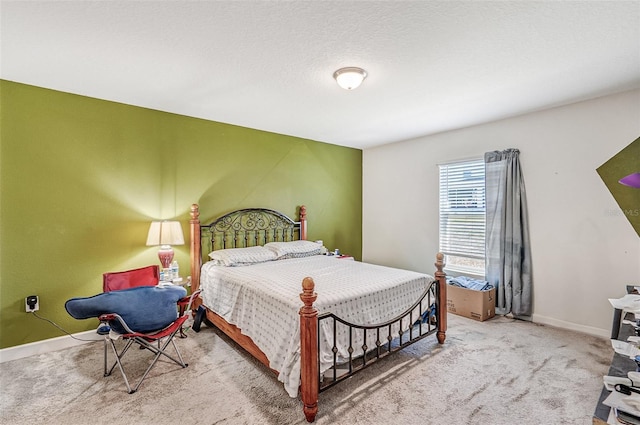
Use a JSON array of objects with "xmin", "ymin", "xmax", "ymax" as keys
[{"xmin": 188, "ymin": 204, "xmax": 447, "ymax": 422}]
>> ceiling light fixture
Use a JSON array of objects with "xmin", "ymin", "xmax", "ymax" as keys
[{"xmin": 333, "ymin": 67, "xmax": 367, "ymax": 90}]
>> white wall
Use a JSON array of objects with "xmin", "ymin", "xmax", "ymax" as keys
[{"xmin": 363, "ymin": 89, "xmax": 640, "ymax": 337}]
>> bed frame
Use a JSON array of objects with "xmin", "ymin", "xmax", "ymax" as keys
[{"xmin": 189, "ymin": 204, "xmax": 447, "ymax": 422}]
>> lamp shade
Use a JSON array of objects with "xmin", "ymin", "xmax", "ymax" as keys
[
  {"xmin": 146, "ymin": 221, "xmax": 184, "ymax": 269},
  {"xmin": 146, "ymin": 221, "xmax": 185, "ymax": 246},
  {"xmin": 333, "ymin": 67, "xmax": 367, "ymax": 90}
]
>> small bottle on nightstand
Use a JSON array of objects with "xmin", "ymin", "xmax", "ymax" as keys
[{"xmin": 171, "ymin": 261, "xmax": 179, "ymax": 280}]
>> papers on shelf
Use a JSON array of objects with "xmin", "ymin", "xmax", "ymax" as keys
[
  {"xmin": 612, "ymin": 340, "xmax": 640, "ymax": 359},
  {"xmin": 604, "ymin": 391, "xmax": 640, "ymax": 423},
  {"xmin": 609, "ymin": 294, "xmax": 640, "ymax": 312},
  {"xmin": 604, "ymin": 372, "xmax": 640, "ymax": 424},
  {"xmin": 608, "ymin": 407, "xmax": 640, "ymax": 425},
  {"xmin": 604, "ymin": 376, "xmax": 640, "ymax": 391}
]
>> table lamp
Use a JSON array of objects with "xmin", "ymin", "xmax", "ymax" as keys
[{"xmin": 146, "ymin": 221, "xmax": 185, "ymax": 268}]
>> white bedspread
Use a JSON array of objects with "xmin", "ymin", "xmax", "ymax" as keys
[{"xmin": 200, "ymin": 255, "xmax": 433, "ymax": 397}]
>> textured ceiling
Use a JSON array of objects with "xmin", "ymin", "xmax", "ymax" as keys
[{"xmin": 1, "ymin": 1, "xmax": 639, "ymax": 149}]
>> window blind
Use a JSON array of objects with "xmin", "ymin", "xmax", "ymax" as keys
[{"xmin": 438, "ymin": 159, "xmax": 486, "ymax": 260}]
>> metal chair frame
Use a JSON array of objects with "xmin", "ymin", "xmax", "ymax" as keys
[{"xmin": 99, "ymin": 289, "xmax": 201, "ymax": 394}]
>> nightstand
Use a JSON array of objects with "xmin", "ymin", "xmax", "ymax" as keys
[
  {"xmin": 159, "ymin": 276, "xmax": 191, "ymax": 287},
  {"xmin": 335, "ymin": 255, "xmax": 354, "ymax": 261}
]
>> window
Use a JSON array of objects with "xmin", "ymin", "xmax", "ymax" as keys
[{"xmin": 438, "ymin": 159, "xmax": 486, "ymax": 276}]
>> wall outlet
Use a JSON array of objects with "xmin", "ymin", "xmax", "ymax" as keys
[{"xmin": 25, "ymin": 295, "xmax": 39, "ymax": 312}]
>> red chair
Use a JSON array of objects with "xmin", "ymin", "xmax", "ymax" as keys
[
  {"xmin": 88, "ymin": 265, "xmax": 200, "ymax": 392},
  {"xmin": 99, "ymin": 265, "xmax": 162, "ymax": 337},
  {"xmin": 102, "ymin": 265, "xmax": 159, "ymax": 292},
  {"xmin": 66, "ymin": 286, "xmax": 201, "ymax": 394},
  {"xmin": 99, "ymin": 288, "xmax": 201, "ymax": 393}
]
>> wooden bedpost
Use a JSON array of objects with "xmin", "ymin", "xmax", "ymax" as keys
[
  {"xmin": 435, "ymin": 252, "xmax": 447, "ymax": 344},
  {"xmin": 299, "ymin": 276, "xmax": 318, "ymax": 423},
  {"xmin": 299, "ymin": 205, "xmax": 307, "ymax": 241},
  {"xmin": 190, "ymin": 204, "xmax": 202, "ymax": 308}
]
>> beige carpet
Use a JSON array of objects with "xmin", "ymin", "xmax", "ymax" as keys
[{"xmin": 0, "ymin": 314, "xmax": 611, "ymax": 425}]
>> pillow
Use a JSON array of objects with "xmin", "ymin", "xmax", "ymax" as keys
[
  {"xmin": 208, "ymin": 246, "xmax": 277, "ymax": 266},
  {"xmin": 65, "ymin": 285, "xmax": 187, "ymax": 334},
  {"xmin": 264, "ymin": 240, "xmax": 323, "ymax": 259}
]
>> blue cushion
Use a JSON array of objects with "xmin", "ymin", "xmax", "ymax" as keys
[{"xmin": 65, "ymin": 285, "xmax": 187, "ymax": 334}]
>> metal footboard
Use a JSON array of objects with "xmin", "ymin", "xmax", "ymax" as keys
[{"xmin": 317, "ymin": 280, "xmax": 439, "ymax": 392}]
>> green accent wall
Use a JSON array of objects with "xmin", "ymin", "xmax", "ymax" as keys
[{"xmin": 0, "ymin": 80, "xmax": 362, "ymax": 349}]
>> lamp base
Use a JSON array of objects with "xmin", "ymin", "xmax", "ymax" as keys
[{"xmin": 158, "ymin": 245, "xmax": 174, "ymax": 269}]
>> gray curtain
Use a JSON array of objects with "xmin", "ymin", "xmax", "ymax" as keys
[{"xmin": 484, "ymin": 149, "xmax": 532, "ymax": 319}]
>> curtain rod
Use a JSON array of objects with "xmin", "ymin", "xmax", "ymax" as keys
[{"xmin": 436, "ymin": 156, "xmax": 484, "ymax": 166}]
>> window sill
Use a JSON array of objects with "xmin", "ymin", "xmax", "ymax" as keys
[{"xmin": 443, "ymin": 268, "xmax": 486, "ymax": 281}]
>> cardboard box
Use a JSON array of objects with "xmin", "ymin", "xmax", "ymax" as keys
[{"xmin": 446, "ymin": 285, "xmax": 496, "ymax": 322}]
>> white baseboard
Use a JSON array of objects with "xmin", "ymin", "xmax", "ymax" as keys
[
  {"xmin": 0, "ymin": 330, "xmax": 101, "ymax": 364},
  {"xmin": 532, "ymin": 313, "xmax": 610, "ymax": 339}
]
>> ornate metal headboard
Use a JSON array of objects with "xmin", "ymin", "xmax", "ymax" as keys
[
  {"xmin": 201, "ymin": 207, "xmax": 307, "ymax": 253},
  {"xmin": 189, "ymin": 204, "xmax": 307, "ymax": 289}
]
